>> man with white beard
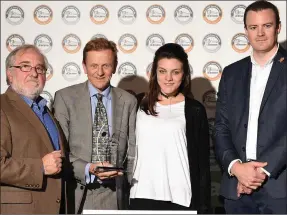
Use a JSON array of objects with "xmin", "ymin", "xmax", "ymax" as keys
[{"xmin": 1, "ymin": 44, "xmax": 66, "ymax": 214}]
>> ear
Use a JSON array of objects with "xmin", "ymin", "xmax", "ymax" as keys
[
  {"xmin": 82, "ymin": 62, "xmax": 88, "ymax": 74},
  {"xmin": 277, "ymin": 22, "xmax": 281, "ymax": 34},
  {"xmin": 244, "ymin": 27, "xmax": 248, "ymax": 37},
  {"xmin": 6, "ymin": 70, "xmax": 13, "ymax": 84},
  {"xmin": 112, "ymin": 63, "xmax": 117, "ymax": 74}
]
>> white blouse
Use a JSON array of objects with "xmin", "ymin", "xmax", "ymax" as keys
[{"xmin": 130, "ymin": 101, "xmax": 192, "ymax": 207}]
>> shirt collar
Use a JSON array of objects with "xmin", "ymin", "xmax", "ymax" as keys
[
  {"xmin": 88, "ymin": 81, "xmax": 111, "ymax": 100},
  {"xmin": 21, "ymin": 95, "xmax": 47, "ymax": 109},
  {"xmin": 250, "ymin": 44, "xmax": 279, "ymax": 67}
]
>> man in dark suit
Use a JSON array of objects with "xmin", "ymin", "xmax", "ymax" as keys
[
  {"xmin": 53, "ymin": 38, "xmax": 137, "ymax": 213},
  {"xmin": 1, "ymin": 44, "xmax": 65, "ymax": 214},
  {"xmin": 214, "ymin": 0, "xmax": 286, "ymax": 213}
]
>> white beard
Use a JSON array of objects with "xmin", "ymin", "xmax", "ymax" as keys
[{"xmin": 11, "ymin": 81, "xmax": 43, "ymax": 100}]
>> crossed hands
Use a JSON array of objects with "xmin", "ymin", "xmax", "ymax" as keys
[
  {"xmin": 89, "ymin": 162, "xmax": 123, "ymax": 180},
  {"xmin": 231, "ymin": 161, "xmax": 268, "ymax": 197}
]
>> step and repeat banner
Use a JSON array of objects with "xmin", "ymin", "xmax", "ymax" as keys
[{"xmin": 1, "ymin": 1, "xmax": 286, "ymax": 212}]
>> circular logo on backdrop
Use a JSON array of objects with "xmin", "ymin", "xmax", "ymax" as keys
[
  {"xmin": 202, "ymin": 33, "xmax": 221, "ymax": 53},
  {"xmin": 202, "ymin": 89, "xmax": 217, "ymax": 108},
  {"xmin": 118, "ymin": 5, "xmax": 137, "ymax": 24},
  {"xmin": 62, "ymin": 62, "xmax": 81, "ymax": 81},
  {"xmin": 146, "ymin": 5, "xmax": 165, "ymax": 24},
  {"xmin": 203, "ymin": 4, "xmax": 222, "ymax": 24},
  {"xmin": 203, "ymin": 61, "xmax": 222, "ymax": 81},
  {"xmin": 34, "ymin": 5, "xmax": 53, "ymax": 25},
  {"xmin": 232, "ymin": 33, "xmax": 250, "ymax": 53},
  {"xmin": 6, "ymin": 6, "xmax": 24, "ymax": 25},
  {"xmin": 174, "ymin": 5, "xmax": 193, "ymax": 24},
  {"xmin": 34, "ymin": 34, "xmax": 52, "ymax": 53},
  {"xmin": 118, "ymin": 62, "xmax": 137, "ymax": 78},
  {"xmin": 46, "ymin": 64, "xmax": 53, "ymax": 81},
  {"xmin": 91, "ymin": 34, "xmax": 107, "ymax": 40},
  {"xmin": 118, "ymin": 34, "xmax": 137, "ymax": 53},
  {"xmin": 175, "ymin": 33, "xmax": 194, "ymax": 53},
  {"xmin": 231, "ymin": 5, "xmax": 246, "ymax": 24},
  {"xmin": 62, "ymin": 34, "xmax": 81, "ymax": 54},
  {"xmin": 40, "ymin": 90, "xmax": 53, "ymax": 110},
  {"xmin": 62, "ymin": 5, "xmax": 80, "ymax": 25},
  {"xmin": 6, "ymin": 34, "xmax": 25, "ymax": 52},
  {"xmin": 146, "ymin": 34, "xmax": 165, "ymax": 53},
  {"xmin": 90, "ymin": 5, "xmax": 109, "ymax": 24}
]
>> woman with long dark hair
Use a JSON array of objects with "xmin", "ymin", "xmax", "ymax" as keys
[{"xmin": 129, "ymin": 43, "xmax": 211, "ymax": 213}]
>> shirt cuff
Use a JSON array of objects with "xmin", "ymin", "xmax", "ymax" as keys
[
  {"xmin": 228, "ymin": 159, "xmax": 242, "ymax": 176},
  {"xmin": 85, "ymin": 163, "xmax": 92, "ymax": 184},
  {"xmin": 260, "ymin": 167, "xmax": 271, "ymax": 177},
  {"xmin": 85, "ymin": 163, "xmax": 101, "ymax": 184}
]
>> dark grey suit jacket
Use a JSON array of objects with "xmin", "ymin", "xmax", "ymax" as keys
[
  {"xmin": 214, "ymin": 46, "xmax": 287, "ymax": 200},
  {"xmin": 53, "ymin": 81, "xmax": 137, "ymax": 212}
]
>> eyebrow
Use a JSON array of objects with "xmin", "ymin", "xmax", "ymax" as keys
[
  {"xmin": 157, "ymin": 67, "xmax": 181, "ymax": 71},
  {"xmin": 18, "ymin": 61, "xmax": 31, "ymax": 64},
  {"xmin": 18, "ymin": 61, "xmax": 45, "ymax": 67},
  {"xmin": 247, "ymin": 22, "xmax": 274, "ymax": 27}
]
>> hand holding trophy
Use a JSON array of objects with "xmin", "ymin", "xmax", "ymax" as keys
[{"xmin": 90, "ymin": 132, "xmax": 126, "ymax": 180}]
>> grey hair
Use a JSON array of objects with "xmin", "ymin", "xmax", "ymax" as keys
[{"xmin": 5, "ymin": 44, "xmax": 49, "ymax": 85}]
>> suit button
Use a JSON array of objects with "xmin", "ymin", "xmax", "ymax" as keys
[
  {"xmin": 36, "ymin": 184, "xmax": 39, "ymax": 188},
  {"xmin": 56, "ymin": 198, "xmax": 61, "ymax": 203},
  {"xmin": 242, "ymin": 146, "xmax": 246, "ymax": 152},
  {"xmin": 244, "ymin": 124, "xmax": 247, "ymax": 128},
  {"xmin": 80, "ymin": 186, "xmax": 84, "ymax": 190},
  {"xmin": 25, "ymin": 184, "xmax": 29, "ymax": 187}
]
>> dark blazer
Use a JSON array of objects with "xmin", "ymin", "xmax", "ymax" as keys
[
  {"xmin": 136, "ymin": 95, "xmax": 211, "ymax": 213},
  {"xmin": 0, "ymin": 87, "xmax": 66, "ymax": 214},
  {"xmin": 214, "ymin": 46, "xmax": 287, "ymax": 200}
]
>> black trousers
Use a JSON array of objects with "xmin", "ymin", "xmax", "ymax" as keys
[
  {"xmin": 129, "ymin": 198, "xmax": 189, "ymax": 210},
  {"xmin": 224, "ymin": 188, "xmax": 287, "ymax": 214}
]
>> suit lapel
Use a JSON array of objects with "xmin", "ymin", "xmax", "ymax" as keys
[
  {"xmin": 6, "ymin": 88, "xmax": 54, "ymax": 152},
  {"xmin": 234, "ymin": 58, "xmax": 252, "ymax": 131},
  {"xmin": 111, "ymin": 87, "xmax": 124, "ymax": 136},
  {"xmin": 259, "ymin": 49, "xmax": 286, "ymax": 115},
  {"xmin": 76, "ymin": 81, "xmax": 93, "ymax": 160}
]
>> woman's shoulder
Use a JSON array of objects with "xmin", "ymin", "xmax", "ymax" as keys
[{"xmin": 185, "ymin": 95, "xmax": 206, "ymax": 112}]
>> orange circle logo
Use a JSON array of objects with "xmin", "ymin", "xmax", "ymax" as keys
[
  {"xmin": 203, "ymin": 4, "xmax": 222, "ymax": 24},
  {"xmin": 203, "ymin": 61, "xmax": 222, "ymax": 81},
  {"xmin": 90, "ymin": 5, "xmax": 109, "ymax": 24},
  {"xmin": 232, "ymin": 33, "xmax": 250, "ymax": 53},
  {"xmin": 146, "ymin": 4, "xmax": 165, "ymax": 24},
  {"xmin": 62, "ymin": 34, "xmax": 81, "ymax": 54},
  {"xmin": 34, "ymin": 5, "xmax": 53, "ymax": 25}
]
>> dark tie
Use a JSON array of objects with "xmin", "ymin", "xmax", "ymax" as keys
[{"xmin": 91, "ymin": 94, "xmax": 110, "ymax": 164}]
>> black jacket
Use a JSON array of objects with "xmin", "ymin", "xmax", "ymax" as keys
[{"xmin": 185, "ymin": 96, "xmax": 211, "ymax": 213}]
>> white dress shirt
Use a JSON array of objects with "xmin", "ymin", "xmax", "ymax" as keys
[{"xmin": 228, "ymin": 45, "xmax": 279, "ymax": 177}]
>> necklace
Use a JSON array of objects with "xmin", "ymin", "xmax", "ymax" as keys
[{"xmin": 160, "ymin": 91, "xmax": 179, "ymax": 99}]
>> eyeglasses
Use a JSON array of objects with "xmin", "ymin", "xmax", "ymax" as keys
[{"xmin": 10, "ymin": 64, "xmax": 47, "ymax": 74}]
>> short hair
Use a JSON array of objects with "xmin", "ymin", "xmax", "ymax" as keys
[
  {"xmin": 244, "ymin": 0, "xmax": 281, "ymax": 29},
  {"xmin": 82, "ymin": 38, "xmax": 118, "ymax": 68},
  {"xmin": 5, "ymin": 44, "xmax": 48, "ymax": 85},
  {"xmin": 141, "ymin": 43, "xmax": 192, "ymax": 116}
]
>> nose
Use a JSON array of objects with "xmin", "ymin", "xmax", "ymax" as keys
[
  {"xmin": 97, "ymin": 66, "xmax": 104, "ymax": 76},
  {"xmin": 165, "ymin": 72, "xmax": 173, "ymax": 81},
  {"xmin": 30, "ymin": 67, "xmax": 38, "ymax": 77},
  {"xmin": 257, "ymin": 26, "xmax": 265, "ymax": 36}
]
